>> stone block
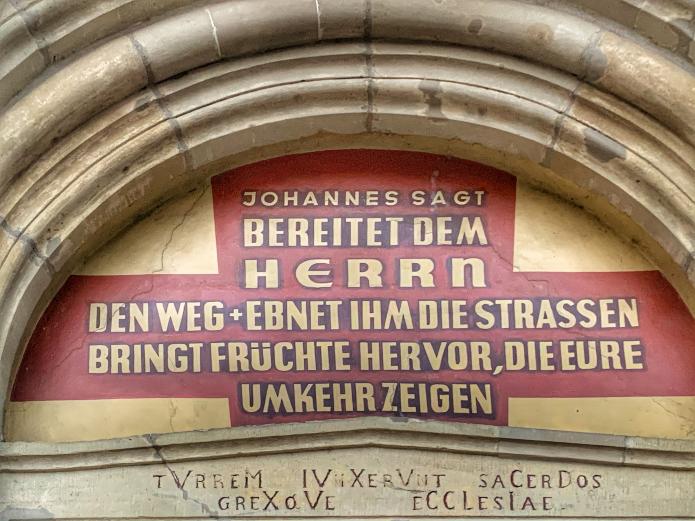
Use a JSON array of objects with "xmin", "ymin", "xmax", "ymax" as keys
[{"xmin": 208, "ymin": 0, "xmax": 318, "ymax": 58}]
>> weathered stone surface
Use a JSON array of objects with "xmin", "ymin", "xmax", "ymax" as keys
[
  {"xmin": 0, "ymin": 3, "xmax": 693, "ymax": 519},
  {"xmin": 0, "ymin": 4, "xmax": 43, "ymax": 108},
  {"xmin": 593, "ymin": 31, "xmax": 695, "ymax": 149},
  {"xmin": 208, "ymin": 0, "xmax": 318, "ymax": 57},
  {"xmin": 1, "ymin": 420, "xmax": 694, "ymax": 518},
  {"xmin": 370, "ymin": 0, "xmax": 599, "ymax": 75},
  {"xmin": 2, "ymin": 0, "xmax": 693, "ymax": 195},
  {"xmin": 3, "ymin": 0, "xmax": 692, "ymax": 111},
  {"xmin": 0, "ymin": 36, "xmax": 149, "ymax": 192},
  {"xmin": 131, "ymin": 8, "xmax": 220, "ymax": 83},
  {"xmin": 316, "ymin": 0, "xmax": 367, "ymax": 39}
]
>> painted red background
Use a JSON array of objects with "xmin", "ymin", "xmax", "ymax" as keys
[{"xmin": 11, "ymin": 150, "xmax": 695, "ymax": 426}]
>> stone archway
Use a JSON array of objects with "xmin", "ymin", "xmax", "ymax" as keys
[
  {"xmin": 1, "ymin": 1, "xmax": 694, "ymax": 518},
  {"xmin": 2, "ymin": 36, "xmax": 694, "ymax": 432}
]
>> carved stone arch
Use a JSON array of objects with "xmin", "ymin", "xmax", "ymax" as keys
[{"xmin": 2, "ymin": 1, "xmax": 695, "ymax": 517}]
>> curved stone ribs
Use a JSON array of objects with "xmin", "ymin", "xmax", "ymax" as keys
[{"xmin": 0, "ymin": 0, "xmax": 693, "ymax": 440}]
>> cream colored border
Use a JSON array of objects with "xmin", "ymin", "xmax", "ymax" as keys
[
  {"xmin": 78, "ymin": 183, "xmax": 219, "ymax": 275},
  {"xmin": 509, "ymin": 397, "xmax": 695, "ymax": 440},
  {"xmin": 513, "ymin": 182, "xmax": 653, "ymax": 272},
  {"xmin": 5, "ymin": 398, "xmax": 231, "ymax": 443}
]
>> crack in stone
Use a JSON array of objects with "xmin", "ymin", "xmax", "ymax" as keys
[
  {"xmin": 52, "ymin": 275, "xmax": 157, "ymax": 371},
  {"xmin": 0, "ymin": 214, "xmax": 56, "ymax": 274},
  {"xmin": 129, "ymin": 275, "xmax": 156, "ymax": 301},
  {"xmin": 144, "ymin": 433, "xmax": 221, "ymax": 517},
  {"xmin": 150, "ymin": 83, "xmax": 193, "ymax": 171},
  {"xmin": 51, "ymin": 343, "xmax": 83, "ymax": 372},
  {"xmin": 380, "ymin": 479, "xmax": 425, "ymax": 494},
  {"xmin": 314, "ymin": 0, "xmax": 323, "ymax": 40},
  {"xmin": 129, "ymin": 32, "xmax": 192, "ymax": 169},
  {"xmin": 153, "ymin": 186, "xmax": 207, "ymax": 274},
  {"xmin": 168, "ymin": 398, "xmax": 178, "ymax": 433},
  {"xmin": 205, "ymin": 7, "xmax": 222, "ymax": 59},
  {"xmin": 0, "ymin": 94, "xmax": 190, "ymax": 277}
]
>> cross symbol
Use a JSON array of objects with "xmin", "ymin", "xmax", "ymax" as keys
[
  {"xmin": 228, "ymin": 308, "xmax": 244, "ymax": 321},
  {"xmin": 11, "ymin": 150, "xmax": 695, "ymax": 430}
]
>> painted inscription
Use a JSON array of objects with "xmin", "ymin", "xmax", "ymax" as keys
[{"xmin": 10, "ymin": 151, "xmax": 695, "ymax": 435}]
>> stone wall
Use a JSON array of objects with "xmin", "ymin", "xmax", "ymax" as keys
[{"xmin": 0, "ymin": 1, "xmax": 694, "ymax": 519}]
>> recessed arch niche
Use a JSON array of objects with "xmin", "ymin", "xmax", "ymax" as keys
[
  {"xmin": 2, "ymin": 1, "xmax": 695, "ymax": 518},
  {"xmin": 6, "ymin": 148, "xmax": 695, "ymax": 444}
]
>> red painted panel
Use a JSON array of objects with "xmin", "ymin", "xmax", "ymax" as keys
[{"xmin": 11, "ymin": 150, "xmax": 695, "ymax": 427}]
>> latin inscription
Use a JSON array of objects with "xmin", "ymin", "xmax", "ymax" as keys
[{"xmin": 150, "ymin": 464, "xmax": 603, "ymax": 515}]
